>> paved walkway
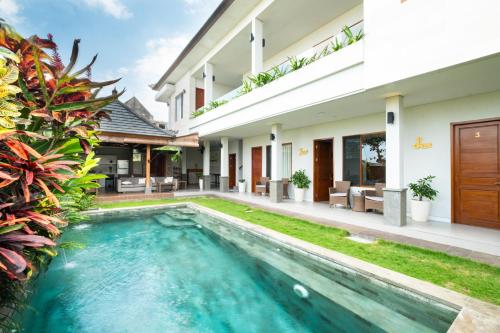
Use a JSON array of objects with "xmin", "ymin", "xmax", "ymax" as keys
[{"xmin": 175, "ymin": 190, "xmax": 500, "ymax": 266}]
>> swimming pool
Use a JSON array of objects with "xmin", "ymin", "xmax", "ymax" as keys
[{"xmin": 21, "ymin": 205, "xmax": 459, "ymax": 332}]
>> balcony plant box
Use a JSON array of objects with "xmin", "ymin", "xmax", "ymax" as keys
[
  {"xmin": 238, "ymin": 179, "xmax": 246, "ymax": 193},
  {"xmin": 290, "ymin": 169, "xmax": 311, "ymax": 202},
  {"xmin": 409, "ymin": 175, "xmax": 438, "ymax": 222}
]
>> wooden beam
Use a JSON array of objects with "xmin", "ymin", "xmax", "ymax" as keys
[
  {"xmin": 98, "ymin": 132, "xmax": 199, "ymax": 147},
  {"xmin": 145, "ymin": 144, "xmax": 151, "ymax": 194}
]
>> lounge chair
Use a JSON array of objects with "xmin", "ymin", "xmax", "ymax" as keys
[
  {"xmin": 329, "ymin": 181, "xmax": 351, "ymax": 208},
  {"xmin": 364, "ymin": 183, "xmax": 385, "ymax": 213},
  {"xmin": 157, "ymin": 176, "xmax": 175, "ymax": 192},
  {"xmin": 255, "ymin": 177, "xmax": 269, "ymax": 196}
]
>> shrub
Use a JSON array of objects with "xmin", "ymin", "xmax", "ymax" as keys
[
  {"xmin": 409, "ymin": 175, "xmax": 438, "ymax": 201},
  {"xmin": 0, "ymin": 21, "xmax": 118, "ymax": 329},
  {"xmin": 290, "ymin": 169, "xmax": 311, "ymax": 189}
]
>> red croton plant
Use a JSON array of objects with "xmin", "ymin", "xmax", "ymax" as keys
[{"xmin": 0, "ymin": 20, "xmax": 121, "ymax": 286}]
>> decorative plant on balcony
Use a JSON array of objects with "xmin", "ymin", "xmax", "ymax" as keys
[
  {"xmin": 196, "ymin": 24, "xmax": 365, "ymax": 118},
  {"xmin": 342, "ymin": 25, "xmax": 364, "ymax": 46},
  {"xmin": 192, "ymin": 99, "xmax": 228, "ymax": 118},
  {"xmin": 0, "ymin": 21, "xmax": 119, "ymax": 329}
]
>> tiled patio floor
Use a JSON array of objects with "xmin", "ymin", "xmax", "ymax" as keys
[{"xmin": 175, "ymin": 189, "xmax": 500, "ymax": 266}]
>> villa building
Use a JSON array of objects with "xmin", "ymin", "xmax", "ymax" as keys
[{"xmin": 152, "ymin": 0, "xmax": 500, "ymax": 229}]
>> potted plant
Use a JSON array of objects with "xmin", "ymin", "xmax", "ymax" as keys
[
  {"xmin": 238, "ymin": 179, "xmax": 246, "ymax": 193},
  {"xmin": 408, "ymin": 175, "xmax": 438, "ymax": 222},
  {"xmin": 290, "ymin": 169, "xmax": 311, "ymax": 202}
]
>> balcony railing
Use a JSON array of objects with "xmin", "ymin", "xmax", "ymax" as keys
[{"xmin": 192, "ymin": 20, "xmax": 364, "ymax": 118}]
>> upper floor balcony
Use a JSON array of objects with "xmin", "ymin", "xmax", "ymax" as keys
[{"xmin": 156, "ymin": 0, "xmax": 364, "ymax": 135}]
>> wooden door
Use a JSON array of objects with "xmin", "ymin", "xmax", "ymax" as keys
[
  {"xmin": 252, "ymin": 147, "xmax": 262, "ymax": 193},
  {"xmin": 313, "ymin": 139, "xmax": 334, "ymax": 202},
  {"xmin": 195, "ymin": 88, "xmax": 205, "ymax": 110},
  {"xmin": 453, "ymin": 119, "xmax": 500, "ymax": 229},
  {"xmin": 229, "ymin": 153, "xmax": 236, "ymax": 189}
]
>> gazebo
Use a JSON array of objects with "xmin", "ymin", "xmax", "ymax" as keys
[{"xmin": 94, "ymin": 100, "xmax": 198, "ymax": 194}]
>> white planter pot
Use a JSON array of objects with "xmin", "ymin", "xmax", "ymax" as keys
[
  {"xmin": 411, "ymin": 200, "xmax": 431, "ymax": 222},
  {"xmin": 238, "ymin": 182, "xmax": 246, "ymax": 193},
  {"xmin": 294, "ymin": 188, "xmax": 305, "ymax": 202},
  {"xmin": 199, "ymin": 179, "xmax": 204, "ymax": 191}
]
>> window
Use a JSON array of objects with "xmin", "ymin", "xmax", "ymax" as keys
[
  {"xmin": 266, "ymin": 145, "xmax": 271, "ymax": 177},
  {"xmin": 132, "ymin": 149, "xmax": 143, "ymax": 176},
  {"xmin": 343, "ymin": 133, "xmax": 386, "ymax": 186},
  {"xmin": 175, "ymin": 92, "xmax": 184, "ymax": 121},
  {"xmin": 282, "ymin": 143, "xmax": 292, "ymax": 179}
]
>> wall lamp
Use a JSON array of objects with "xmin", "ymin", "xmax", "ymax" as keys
[
  {"xmin": 387, "ymin": 112, "xmax": 395, "ymax": 124},
  {"xmin": 270, "ymin": 133, "xmax": 275, "ymax": 141}
]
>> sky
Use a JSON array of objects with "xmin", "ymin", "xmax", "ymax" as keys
[{"xmin": 0, "ymin": 0, "xmax": 221, "ymax": 121}]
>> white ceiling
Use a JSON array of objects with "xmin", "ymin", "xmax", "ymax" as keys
[{"xmin": 197, "ymin": 0, "xmax": 362, "ymax": 88}]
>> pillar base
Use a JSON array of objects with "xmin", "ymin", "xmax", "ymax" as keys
[
  {"xmin": 219, "ymin": 177, "xmax": 229, "ymax": 192},
  {"xmin": 383, "ymin": 188, "xmax": 407, "ymax": 227},
  {"xmin": 203, "ymin": 175, "xmax": 211, "ymax": 191},
  {"xmin": 270, "ymin": 180, "xmax": 283, "ymax": 203}
]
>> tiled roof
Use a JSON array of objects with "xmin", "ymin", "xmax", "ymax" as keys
[
  {"xmin": 100, "ymin": 101, "xmax": 175, "ymax": 137},
  {"xmin": 124, "ymin": 97, "xmax": 154, "ymax": 121}
]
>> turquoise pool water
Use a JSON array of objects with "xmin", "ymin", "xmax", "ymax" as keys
[{"xmin": 21, "ymin": 207, "xmax": 458, "ymax": 333}]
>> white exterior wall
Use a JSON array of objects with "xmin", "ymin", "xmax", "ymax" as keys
[
  {"xmin": 242, "ymin": 113, "xmax": 385, "ymax": 201},
  {"xmin": 364, "ymin": 0, "xmax": 500, "ymax": 88},
  {"xmin": 403, "ymin": 90, "xmax": 500, "ymax": 223},
  {"xmin": 169, "ymin": 74, "xmax": 195, "ymax": 132},
  {"xmin": 240, "ymin": 90, "xmax": 500, "ymax": 222}
]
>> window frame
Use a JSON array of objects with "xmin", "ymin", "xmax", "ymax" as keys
[
  {"xmin": 282, "ymin": 142, "xmax": 292, "ymax": 179},
  {"xmin": 175, "ymin": 92, "xmax": 184, "ymax": 121},
  {"xmin": 342, "ymin": 131, "xmax": 386, "ymax": 187}
]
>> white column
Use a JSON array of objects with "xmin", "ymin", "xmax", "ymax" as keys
[
  {"xmin": 385, "ymin": 95, "xmax": 404, "ymax": 189},
  {"xmin": 271, "ymin": 124, "xmax": 282, "ymax": 181},
  {"xmin": 181, "ymin": 148, "xmax": 187, "ymax": 175},
  {"xmin": 220, "ymin": 137, "xmax": 229, "ymax": 177},
  {"xmin": 384, "ymin": 95, "xmax": 407, "ymax": 226},
  {"xmin": 203, "ymin": 140, "xmax": 211, "ymax": 176},
  {"xmin": 204, "ymin": 63, "xmax": 214, "ymax": 105},
  {"xmin": 251, "ymin": 18, "xmax": 263, "ymax": 74}
]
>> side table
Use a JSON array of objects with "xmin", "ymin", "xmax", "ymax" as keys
[{"xmin": 352, "ymin": 194, "xmax": 365, "ymax": 212}]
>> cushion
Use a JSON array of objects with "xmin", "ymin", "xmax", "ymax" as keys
[
  {"xmin": 366, "ymin": 196, "xmax": 384, "ymax": 202},
  {"xmin": 165, "ymin": 177, "xmax": 174, "ymax": 183},
  {"xmin": 330, "ymin": 193, "xmax": 347, "ymax": 197},
  {"xmin": 121, "ymin": 181, "xmax": 132, "ymax": 185},
  {"xmin": 138, "ymin": 178, "xmax": 146, "ymax": 185}
]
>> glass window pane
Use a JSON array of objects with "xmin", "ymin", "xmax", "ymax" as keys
[
  {"xmin": 175, "ymin": 93, "xmax": 183, "ymax": 121},
  {"xmin": 282, "ymin": 143, "xmax": 292, "ymax": 178},
  {"xmin": 343, "ymin": 136, "xmax": 361, "ymax": 186},
  {"xmin": 361, "ymin": 133, "xmax": 386, "ymax": 185}
]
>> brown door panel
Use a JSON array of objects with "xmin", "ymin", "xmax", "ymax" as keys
[
  {"xmin": 229, "ymin": 154, "xmax": 236, "ymax": 188},
  {"xmin": 453, "ymin": 120, "xmax": 500, "ymax": 229},
  {"xmin": 313, "ymin": 139, "xmax": 334, "ymax": 202},
  {"xmin": 252, "ymin": 147, "xmax": 262, "ymax": 193}
]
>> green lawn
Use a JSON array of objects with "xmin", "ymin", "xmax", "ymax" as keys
[{"xmin": 97, "ymin": 196, "xmax": 500, "ymax": 305}]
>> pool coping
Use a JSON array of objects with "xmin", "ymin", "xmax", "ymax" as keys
[{"xmin": 87, "ymin": 203, "xmax": 500, "ymax": 332}]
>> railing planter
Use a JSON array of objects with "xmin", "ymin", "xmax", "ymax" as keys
[{"xmin": 191, "ymin": 24, "xmax": 364, "ymax": 119}]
